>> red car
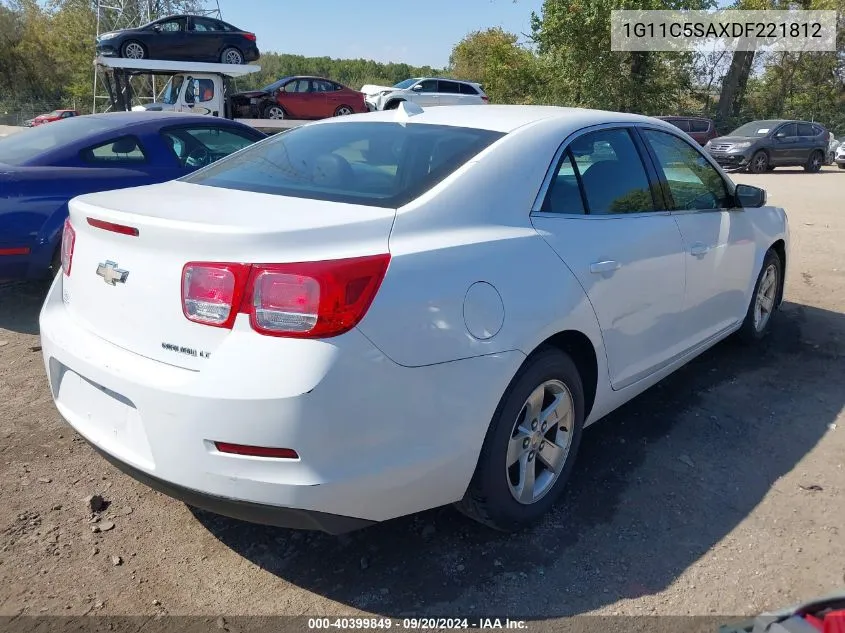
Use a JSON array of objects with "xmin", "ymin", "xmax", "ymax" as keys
[
  {"xmin": 655, "ymin": 116, "xmax": 719, "ymax": 146},
  {"xmin": 231, "ymin": 76, "xmax": 368, "ymax": 120},
  {"xmin": 29, "ymin": 109, "xmax": 80, "ymax": 127}
]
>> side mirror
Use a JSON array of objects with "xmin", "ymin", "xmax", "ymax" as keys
[
  {"xmin": 736, "ymin": 184, "xmax": 766, "ymax": 208},
  {"xmin": 411, "ymin": 84, "xmax": 423, "ymax": 91},
  {"xmin": 775, "ymin": 131, "xmax": 787, "ymax": 139}
]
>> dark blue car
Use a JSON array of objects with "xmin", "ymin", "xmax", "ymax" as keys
[{"xmin": 0, "ymin": 111, "xmax": 266, "ymax": 280}]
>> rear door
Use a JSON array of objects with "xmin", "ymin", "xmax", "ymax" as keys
[
  {"xmin": 638, "ymin": 127, "xmax": 756, "ymax": 347},
  {"xmin": 188, "ymin": 16, "xmax": 227, "ymax": 61},
  {"xmin": 796, "ymin": 122, "xmax": 819, "ymax": 162},
  {"xmin": 148, "ymin": 17, "xmax": 188, "ymax": 59},
  {"xmin": 313, "ymin": 79, "xmax": 341, "ymax": 117},
  {"xmin": 530, "ymin": 125, "xmax": 688, "ymax": 390},
  {"xmin": 687, "ymin": 119, "xmax": 711, "ymax": 145},
  {"xmin": 437, "ymin": 80, "xmax": 463, "ymax": 106}
]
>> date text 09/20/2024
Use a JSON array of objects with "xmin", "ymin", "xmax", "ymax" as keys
[{"xmin": 307, "ymin": 618, "xmax": 528, "ymax": 630}]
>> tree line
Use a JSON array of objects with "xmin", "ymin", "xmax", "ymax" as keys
[{"xmin": 1, "ymin": 0, "xmax": 843, "ymax": 134}]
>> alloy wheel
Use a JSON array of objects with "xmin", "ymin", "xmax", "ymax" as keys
[
  {"xmin": 124, "ymin": 42, "xmax": 144, "ymax": 59},
  {"xmin": 754, "ymin": 264, "xmax": 778, "ymax": 332},
  {"xmin": 223, "ymin": 49, "xmax": 243, "ymax": 65},
  {"xmin": 506, "ymin": 379, "xmax": 574, "ymax": 505},
  {"xmin": 335, "ymin": 106, "xmax": 353, "ymax": 116},
  {"xmin": 266, "ymin": 106, "xmax": 285, "ymax": 120}
]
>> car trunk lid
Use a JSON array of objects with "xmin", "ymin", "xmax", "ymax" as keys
[{"xmin": 62, "ymin": 181, "xmax": 396, "ymax": 370}]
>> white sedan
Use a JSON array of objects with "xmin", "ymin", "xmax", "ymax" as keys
[{"xmin": 40, "ymin": 103, "xmax": 789, "ymax": 534}]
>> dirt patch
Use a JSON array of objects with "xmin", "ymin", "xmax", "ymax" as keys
[{"xmin": 0, "ymin": 167, "xmax": 843, "ymax": 619}]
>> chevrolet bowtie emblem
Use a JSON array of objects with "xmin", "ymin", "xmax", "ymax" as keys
[{"xmin": 96, "ymin": 260, "xmax": 129, "ymax": 286}]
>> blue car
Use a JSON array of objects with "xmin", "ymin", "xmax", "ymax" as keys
[{"xmin": 0, "ymin": 111, "xmax": 266, "ymax": 280}]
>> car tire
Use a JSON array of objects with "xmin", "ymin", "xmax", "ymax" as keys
[
  {"xmin": 748, "ymin": 150, "xmax": 768, "ymax": 174},
  {"xmin": 120, "ymin": 40, "xmax": 146, "ymax": 60},
  {"xmin": 838, "ymin": 164, "xmax": 845, "ymax": 170},
  {"xmin": 334, "ymin": 105, "xmax": 354, "ymax": 116},
  {"xmin": 736, "ymin": 249, "xmax": 783, "ymax": 344},
  {"xmin": 221, "ymin": 47, "xmax": 244, "ymax": 65},
  {"xmin": 263, "ymin": 104, "xmax": 285, "ymax": 120},
  {"xmin": 804, "ymin": 150, "xmax": 824, "ymax": 173},
  {"xmin": 455, "ymin": 347, "xmax": 585, "ymax": 532}
]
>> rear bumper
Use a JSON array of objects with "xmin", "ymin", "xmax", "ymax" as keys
[
  {"xmin": 244, "ymin": 46, "xmax": 260, "ymax": 62},
  {"xmin": 88, "ymin": 440, "xmax": 373, "ymax": 533},
  {"xmin": 39, "ymin": 274, "xmax": 523, "ymax": 528}
]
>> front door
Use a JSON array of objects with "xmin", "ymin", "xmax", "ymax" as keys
[
  {"xmin": 638, "ymin": 127, "xmax": 757, "ymax": 347},
  {"xmin": 770, "ymin": 122, "xmax": 800, "ymax": 165},
  {"xmin": 530, "ymin": 126, "xmax": 688, "ymax": 390},
  {"xmin": 412, "ymin": 80, "xmax": 440, "ymax": 107}
]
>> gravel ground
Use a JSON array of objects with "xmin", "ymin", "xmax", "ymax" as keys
[{"xmin": 0, "ymin": 167, "xmax": 843, "ymax": 621}]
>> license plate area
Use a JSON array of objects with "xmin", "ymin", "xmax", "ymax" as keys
[{"xmin": 55, "ymin": 365, "xmax": 155, "ymax": 471}]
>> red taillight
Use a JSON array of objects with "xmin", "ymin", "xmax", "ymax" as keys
[
  {"xmin": 214, "ymin": 442, "xmax": 298, "ymax": 459},
  {"xmin": 481, "ymin": 95, "xmax": 489, "ymax": 102},
  {"xmin": 180, "ymin": 255, "xmax": 391, "ymax": 338},
  {"xmin": 61, "ymin": 219, "xmax": 76, "ymax": 276},
  {"xmin": 243, "ymin": 32, "xmax": 256, "ymax": 41},
  {"xmin": 181, "ymin": 263, "xmax": 250, "ymax": 328},
  {"xmin": 87, "ymin": 217, "xmax": 139, "ymax": 236}
]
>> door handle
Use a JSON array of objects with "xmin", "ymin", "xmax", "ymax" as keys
[
  {"xmin": 589, "ymin": 260, "xmax": 621, "ymax": 274},
  {"xmin": 690, "ymin": 242, "xmax": 710, "ymax": 258}
]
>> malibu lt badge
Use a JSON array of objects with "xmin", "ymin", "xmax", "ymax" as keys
[{"xmin": 96, "ymin": 260, "xmax": 129, "ymax": 286}]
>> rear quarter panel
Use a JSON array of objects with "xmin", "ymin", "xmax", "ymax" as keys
[{"xmin": 357, "ymin": 119, "xmax": 608, "ymax": 372}]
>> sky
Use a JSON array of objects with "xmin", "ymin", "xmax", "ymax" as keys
[{"xmin": 218, "ymin": 0, "xmax": 546, "ymax": 69}]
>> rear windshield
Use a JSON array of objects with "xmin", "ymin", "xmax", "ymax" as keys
[
  {"xmin": 182, "ymin": 121, "xmax": 505, "ymax": 208},
  {"xmin": 0, "ymin": 117, "xmax": 117, "ymax": 166}
]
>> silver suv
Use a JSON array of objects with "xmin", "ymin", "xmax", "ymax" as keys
[{"xmin": 360, "ymin": 78, "xmax": 489, "ymax": 111}]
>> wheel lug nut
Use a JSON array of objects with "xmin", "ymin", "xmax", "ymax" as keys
[
  {"xmin": 528, "ymin": 452, "xmax": 534, "ymax": 461},
  {"xmin": 541, "ymin": 422, "xmax": 547, "ymax": 431},
  {"xmin": 531, "ymin": 421, "xmax": 538, "ymax": 430},
  {"xmin": 540, "ymin": 442, "xmax": 545, "ymax": 450},
  {"xmin": 523, "ymin": 438, "xmax": 530, "ymax": 449}
]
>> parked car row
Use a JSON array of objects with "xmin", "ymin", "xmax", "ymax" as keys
[
  {"xmin": 656, "ymin": 115, "xmax": 835, "ymax": 174},
  {"xmin": 23, "ymin": 109, "xmax": 80, "ymax": 127}
]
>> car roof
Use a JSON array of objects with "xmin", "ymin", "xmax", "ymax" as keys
[
  {"xmin": 83, "ymin": 111, "xmax": 243, "ymax": 127},
  {"xmin": 343, "ymin": 104, "xmax": 671, "ymax": 134}
]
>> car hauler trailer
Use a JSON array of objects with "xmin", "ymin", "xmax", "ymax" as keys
[{"xmin": 94, "ymin": 56, "xmax": 307, "ymax": 133}]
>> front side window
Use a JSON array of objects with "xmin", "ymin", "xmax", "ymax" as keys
[
  {"xmin": 642, "ymin": 129, "xmax": 729, "ymax": 211},
  {"xmin": 190, "ymin": 78, "xmax": 215, "ymax": 103},
  {"xmin": 157, "ymin": 19, "xmax": 183, "ymax": 32},
  {"xmin": 776, "ymin": 123, "xmax": 798, "ymax": 138},
  {"xmin": 417, "ymin": 80, "xmax": 438, "ymax": 93},
  {"xmin": 80, "ymin": 136, "xmax": 147, "ymax": 164},
  {"xmin": 558, "ymin": 128, "xmax": 655, "ymax": 215},
  {"xmin": 162, "ymin": 126, "xmax": 259, "ymax": 168},
  {"xmin": 161, "ymin": 75, "xmax": 185, "ymax": 105},
  {"xmin": 182, "ymin": 122, "xmax": 504, "ymax": 208},
  {"xmin": 283, "ymin": 79, "xmax": 310, "ymax": 93}
]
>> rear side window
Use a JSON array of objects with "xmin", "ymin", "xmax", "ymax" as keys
[
  {"xmin": 689, "ymin": 119, "xmax": 710, "ymax": 133},
  {"xmin": 798, "ymin": 123, "xmax": 818, "ymax": 136},
  {"xmin": 666, "ymin": 119, "xmax": 690, "ymax": 132},
  {"xmin": 459, "ymin": 83, "xmax": 479, "ymax": 95},
  {"xmin": 439, "ymin": 81, "xmax": 461, "ymax": 94},
  {"xmin": 544, "ymin": 128, "xmax": 655, "ymax": 215},
  {"xmin": 182, "ymin": 122, "xmax": 504, "ymax": 208},
  {"xmin": 80, "ymin": 135, "xmax": 147, "ymax": 164}
]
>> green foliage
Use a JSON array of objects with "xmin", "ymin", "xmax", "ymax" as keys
[{"xmin": 0, "ymin": 0, "xmax": 843, "ymax": 133}]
